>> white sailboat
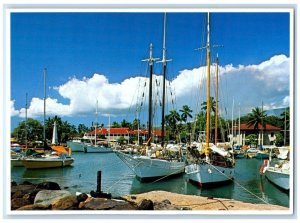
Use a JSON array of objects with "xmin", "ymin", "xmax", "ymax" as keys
[
  {"xmin": 185, "ymin": 13, "xmax": 235, "ymax": 187},
  {"xmin": 115, "ymin": 13, "xmax": 185, "ymax": 181},
  {"xmin": 262, "ymin": 147, "xmax": 290, "ymax": 191},
  {"xmin": 22, "ymin": 68, "xmax": 74, "ymax": 169}
]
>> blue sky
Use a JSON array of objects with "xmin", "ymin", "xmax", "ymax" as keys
[{"xmin": 10, "ymin": 12, "xmax": 290, "ymax": 130}]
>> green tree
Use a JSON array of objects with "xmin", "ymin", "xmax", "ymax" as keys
[
  {"xmin": 78, "ymin": 123, "xmax": 89, "ymax": 136},
  {"xmin": 11, "ymin": 118, "xmax": 43, "ymax": 143},
  {"xmin": 245, "ymin": 134, "xmax": 257, "ymax": 146},
  {"xmin": 165, "ymin": 110, "xmax": 181, "ymax": 140},
  {"xmin": 121, "ymin": 119, "xmax": 132, "ymax": 128},
  {"xmin": 246, "ymin": 107, "xmax": 267, "ymax": 146},
  {"xmin": 275, "ymin": 133, "xmax": 284, "ymax": 147},
  {"xmin": 280, "ymin": 107, "xmax": 290, "ymax": 145},
  {"xmin": 132, "ymin": 118, "xmax": 140, "ymax": 130},
  {"xmin": 179, "ymin": 105, "xmax": 193, "ymax": 123},
  {"xmin": 179, "ymin": 105, "xmax": 193, "ymax": 142},
  {"xmin": 201, "ymin": 97, "xmax": 216, "ymax": 115},
  {"xmin": 111, "ymin": 121, "xmax": 121, "ymax": 128},
  {"xmin": 45, "ymin": 116, "xmax": 77, "ymax": 143}
]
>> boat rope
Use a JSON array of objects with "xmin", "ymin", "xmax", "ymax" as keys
[
  {"xmin": 149, "ymin": 167, "xmax": 184, "ymax": 184},
  {"xmin": 204, "ymin": 160, "xmax": 270, "ymax": 205}
]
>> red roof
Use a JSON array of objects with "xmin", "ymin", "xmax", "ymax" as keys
[
  {"xmin": 239, "ymin": 123, "xmax": 281, "ymax": 131},
  {"xmin": 86, "ymin": 128, "xmax": 166, "ymax": 136}
]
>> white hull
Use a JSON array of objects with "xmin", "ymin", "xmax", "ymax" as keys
[
  {"xmin": 66, "ymin": 141, "xmax": 85, "ymax": 152},
  {"xmin": 22, "ymin": 157, "xmax": 74, "ymax": 169},
  {"xmin": 84, "ymin": 144, "xmax": 113, "ymax": 153},
  {"xmin": 185, "ymin": 163, "xmax": 234, "ymax": 186},
  {"xmin": 115, "ymin": 151, "xmax": 185, "ymax": 181},
  {"xmin": 67, "ymin": 141, "xmax": 113, "ymax": 153},
  {"xmin": 265, "ymin": 167, "xmax": 289, "ymax": 190}
]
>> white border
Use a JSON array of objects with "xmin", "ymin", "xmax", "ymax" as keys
[{"xmin": 1, "ymin": 1, "xmax": 297, "ymax": 221}]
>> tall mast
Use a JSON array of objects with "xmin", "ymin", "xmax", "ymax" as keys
[
  {"xmin": 95, "ymin": 100, "xmax": 98, "ymax": 145},
  {"xmin": 214, "ymin": 54, "xmax": 219, "ymax": 145},
  {"xmin": 25, "ymin": 93, "xmax": 28, "ymax": 149},
  {"xmin": 284, "ymin": 107, "xmax": 287, "ymax": 146},
  {"xmin": 158, "ymin": 13, "xmax": 172, "ymax": 147},
  {"xmin": 231, "ymin": 98, "xmax": 234, "ymax": 145},
  {"xmin": 108, "ymin": 114, "xmax": 111, "ymax": 146},
  {"xmin": 205, "ymin": 12, "xmax": 211, "ymax": 157},
  {"xmin": 261, "ymin": 101, "xmax": 264, "ymax": 147},
  {"xmin": 142, "ymin": 43, "xmax": 159, "ymax": 146},
  {"xmin": 238, "ymin": 104, "xmax": 241, "ymax": 146},
  {"xmin": 43, "ymin": 68, "xmax": 47, "ymax": 143}
]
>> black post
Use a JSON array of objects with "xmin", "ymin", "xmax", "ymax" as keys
[
  {"xmin": 97, "ymin": 171, "xmax": 101, "ymax": 192},
  {"xmin": 161, "ymin": 64, "xmax": 166, "ymax": 147},
  {"xmin": 148, "ymin": 63, "xmax": 153, "ymax": 146}
]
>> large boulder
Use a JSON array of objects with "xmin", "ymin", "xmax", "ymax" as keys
[
  {"xmin": 11, "ymin": 184, "xmax": 36, "ymax": 196},
  {"xmin": 137, "ymin": 199, "xmax": 154, "ymax": 210},
  {"xmin": 36, "ymin": 182, "xmax": 61, "ymax": 190},
  {"xmin": 11, "ymin": 198, "xmax": 31, "ymax": 210},
  {"xmin": 79, "ymin": 197, "xmax": 136, "ymax": 210},
  {"xmin": 17, "ymin": 203, "xmax": 51, "ymax": 210},
  {"xmin": 34, "ymin": 190, "xmax": 72, "ymax": 205},
  {"xmin": 51, "ymin": 195, "xmax": 79, "ymax": 210}
]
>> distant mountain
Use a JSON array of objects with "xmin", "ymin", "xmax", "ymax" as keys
[{"xmin": 265, "ymin": 107, "xmax": 287, "ymax": 117}]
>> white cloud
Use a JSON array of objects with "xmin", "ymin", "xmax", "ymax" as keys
[
  {"xmin": 12, "ymin": 54, "xmax": 290, "ymax": 119},
  {"xmin": 10, "ymin": 100, "xmax": 19, "ymax": 117}
]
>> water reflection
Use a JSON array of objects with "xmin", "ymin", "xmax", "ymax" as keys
[{"xmin": 10, "ymin": 153, "xmax": 289, "ymax": 207}]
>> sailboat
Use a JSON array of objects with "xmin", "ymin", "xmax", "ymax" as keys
[
  {"xmin": 21, "ymin": 68, "xmax": 74, "ymax": 169},
  {"xmin": 185, "ymin": 13, "xmax": 235, "ymax": 187},
  {"xmin": 261, "ymin": 146, "xmax": 290, "ymax": 191},
  {"xmin": 67, "ymin": 101, "xmax": 113, "ymax": 153},
  {"xmin": 115, "ymin": 13, "xmax": 185, "ymax": 181}
]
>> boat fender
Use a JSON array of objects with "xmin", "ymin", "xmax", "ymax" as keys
[{"xmin": 259, "ymin": 160, "xmax": 268, "ymax": 174}]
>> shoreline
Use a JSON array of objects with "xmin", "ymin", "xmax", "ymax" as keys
[
  {"xmin": 123, "ymin": 190, "xmax": 289, "ymax": 211},
  {"xmin": 10, "ymin": 181, "xmax": 288, "ymax": 211}
]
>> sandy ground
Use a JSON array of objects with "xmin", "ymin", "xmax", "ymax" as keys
[{"xmin": 124, "ymin": 190, "xmax": 289, "ymax": 211}]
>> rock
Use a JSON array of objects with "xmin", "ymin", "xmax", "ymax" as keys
[
  {"xmin": 137, "ymin": 199, "xmax": 154, "ymax": 210},
  {"xmin": 11, "ymin": 181, "xmax": 17, "ymax": 186},
  {"xmin": 51, "ymin": 195, "xmax": 78, "ymax": 210},
  {"xmin": 11, "ymin": 198, "xmax": 31, "ymax": 210},
  {"xmin": 77, "ymin": 193, "xmax": 88, "ymax": 203},
  {"xmin": 36, "ymin": 182, "xmax": 61, "ymax": 190},
  {"xmin": 11, "ymin": 184, "xmax": 36, "ymax": 195},
  {"xmin": 79, "ymin": 197, "xmax": 93, "ymax": 209},
  {"xmin": 17, "ymin": 204, "xmax": 51, "ymax": 210},
  {"xmin": 12, "ymin": 190, "xmax": 25, "ymax": 199},
  {"xmin": 154, "ymin": 199, "xmax": 184, "ymax": 210},
  {"xmin": 80, "ymin": 197, "xmax": 136, "ymax": 210},
  {"xmin": 34, "ymin": 190, "xmax": 72, "ymax": 205},
  {"xmin": 21, "ymin": 181, "xmax": 33, "ymax": 185}
]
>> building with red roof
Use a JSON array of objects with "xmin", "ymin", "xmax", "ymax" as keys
[
  {"xmin": 230, "ymin": 123, "xmax": 282, "ymax": 146},
  {"xmin": 84, "ymin": 127, "xmax": 165, "ymax": 144}
]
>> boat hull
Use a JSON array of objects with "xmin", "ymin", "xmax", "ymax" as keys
[
  {"xmin": 22, "ymin": 157, "xmax": 74, "ymax": 169},
  {"xmin": 11, "ymin": 159, "xmax": 24, "ymax": 167},
  {"xmin": 265, "ymin": 167, "xmax": 289, "ymax": 190},
  {"xmin": 67, "ymin": 141, "xmax": 113, "ymax": 153},
  {"xmin": 115, "ymin": 151, "xmax": 185, "ymax": 181},
  {"xmin": 84, "ymin": 145, "xmax": 113, "ymax": 153},
  {"xmin": 255, "ymin": 152, "xmax": 269, "ymax": 159},
  {"xmin": 185, "ymin": 163, "xmax": 234, "ymax": 187}
]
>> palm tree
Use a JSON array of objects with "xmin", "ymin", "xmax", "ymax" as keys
[
  {"xmin": 165, "ymin": 110, "xmax": 181, "ymax": 140},
  {"xmin": 179, "ymin": 105, "xmax": 193, "ymax": 123},
  {"xmin": 179, "ymin": 105, "xmax": 193, "ymax": 142},
  {"xmin": 247, "ymin": 107, "xmax": 267, "ymax": 146},
  {"xmin": 201, "ymin": 96, "xmax": 217, "ymax": 115},
  {"xmin": 280, "ymin": 107, "xmax": 290, "ymax": 145}
]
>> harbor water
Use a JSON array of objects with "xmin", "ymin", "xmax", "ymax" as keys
[{"xmin": 11, "ymin": 152, "xmax": 290, "ymax": 208}]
